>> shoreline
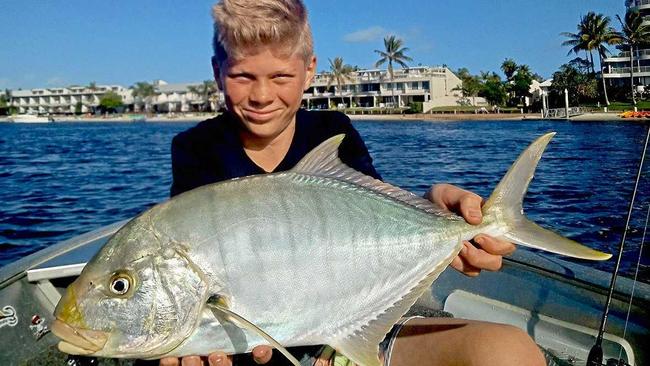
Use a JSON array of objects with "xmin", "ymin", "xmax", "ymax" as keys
[{"xmin": 0, "ymin": 112, "xmax": 640, "ymax": 123}]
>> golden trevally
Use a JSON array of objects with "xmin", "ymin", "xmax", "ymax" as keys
[{"xmin": 51, "ymin": 132, "xmax": 610, "ymax": 366}]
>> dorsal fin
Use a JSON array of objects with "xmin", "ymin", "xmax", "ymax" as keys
[{"xmin": 291, "ymin": 134, "xmax": 451, "ymax": 216}]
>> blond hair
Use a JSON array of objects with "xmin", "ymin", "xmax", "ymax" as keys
[{"xmin": 212, "ymin": 0, "xmax": 314, "ymax": 64}]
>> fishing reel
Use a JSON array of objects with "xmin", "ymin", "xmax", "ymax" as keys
[{"xmin": 587, "ymin": 346, "xmax": 631, "ymax": 366}]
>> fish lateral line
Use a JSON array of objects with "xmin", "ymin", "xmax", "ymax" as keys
[{"xmin": 206, "ymin": 295, "xmax": 302, "ymax": 366}]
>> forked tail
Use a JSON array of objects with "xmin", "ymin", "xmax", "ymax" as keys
[{"xmin": 483, "ymin": 132, "xmax": 611, "ymax": 260}]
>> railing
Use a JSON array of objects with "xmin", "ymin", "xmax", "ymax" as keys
[
  {"xmin": 543, "ymin": 107, "xmax": 589, "ymax": 119},
  {"xmin": 634, "ymin": 0, "xmax": 650, "ymax": 6},
  {"xmin": 606, "ymin": 66, "xmax": 650, "ymax": 74},
  {"xmin": 613, "ymin": 49, "xmax": 650, "ymax": 58}
]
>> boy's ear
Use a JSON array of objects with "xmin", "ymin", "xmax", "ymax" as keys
[
  {"xmin": 304, "ymin": 55, "xmax": 317, "ymax": 90},
  {"xmin": 211, "ymin": 56, "xmax": 224, "ymax": 90}
]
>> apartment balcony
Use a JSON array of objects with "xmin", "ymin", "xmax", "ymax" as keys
[
  {"xmin": 633, "ymin": 0, "xmax": 650, "ymax": 9},
  {"xmin": 605, "ymin": 49, "xmax": 650, "ymax": 62},
  {"xmin": 603, "ymin": 66, "xmax": 650, "ymax": 78}
]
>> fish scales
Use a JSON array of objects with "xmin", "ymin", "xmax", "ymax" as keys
[{"xmin": 147, "ymin": 172, "xmax": 463, "ymax": 349}]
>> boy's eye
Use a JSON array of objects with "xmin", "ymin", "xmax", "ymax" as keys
[
  {"xmin": 229, "ymin": 73, "xmax": 253, "ymax": 81},
  {"xmin": 272, "ymin": 74, "xmax": 294, "ymax": 83}
]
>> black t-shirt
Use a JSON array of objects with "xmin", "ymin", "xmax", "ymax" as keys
[{"xmin": 170, "ymin": 109, "xmax": 381, "ymax": 197}]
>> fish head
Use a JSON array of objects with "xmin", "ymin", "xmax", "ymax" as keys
[{"xmin": 52, "ymin": 216, "xmax": 210, "ymax": 359}]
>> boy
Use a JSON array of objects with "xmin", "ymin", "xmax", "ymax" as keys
[{"xmin": 162, "ymin": 1, "xmax": 545, "ymax": 365}]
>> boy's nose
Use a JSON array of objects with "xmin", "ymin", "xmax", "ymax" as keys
[{"xmin": 249, "ymin": 80, "xmax": 274, "ymax": 106}]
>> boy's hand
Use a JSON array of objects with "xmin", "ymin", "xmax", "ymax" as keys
[
  {"xmin": 426, "ymin": 183, "xmax": 516, "ymax": 277},
  {"xmin": 159, "ymin": 346, "xmax": 272, "ymax": 366}
]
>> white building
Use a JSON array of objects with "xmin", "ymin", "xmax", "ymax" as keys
[
  {"xmin": 6, "ymin": 65, "xmax": 466, "ymax": 116},
  {"xmin": 9, "ymin": 85, "xmax": 131, "ymax": 115},
  {"xmin": 148, "ymin": 80, "xmax": 223, "ymax": 113},
  {"xmin": 602, "ymin": 0, "xmax": 650, "ymax": 88},
  {"xmin": 304, "ymin": 66, "xmax": 464, "ymax": 111}
]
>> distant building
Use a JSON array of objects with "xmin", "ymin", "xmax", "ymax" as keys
[
  {"xmin": 9, "ymin": 85, "xmax": 130, "ymax": 115},
  {"xmin": 148, "ymin": 80, "xmax": 223, "ymax": 113},
  {"xmin": 6, "ymin": 65, "xmax": 471, "ymax": 116},
  {"xmin": 304, "ymin": 66, "xmax": 465, "ymax": 111},
  {"xmin": 602, "ymin": 0, "xmax": 650, "ymax": 88}
]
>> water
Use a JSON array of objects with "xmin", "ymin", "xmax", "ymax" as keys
[{"xmin": 0, "ymin": 120, "xmax": 648, "ymax": 283}]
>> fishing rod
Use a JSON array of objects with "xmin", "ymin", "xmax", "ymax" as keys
[{"xmin": 586, "ymin": 124, "xmax": 650, "ymax": 366}]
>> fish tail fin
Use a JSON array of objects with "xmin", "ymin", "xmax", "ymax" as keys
[{"xmin": 483, "ymin": 132, "xmax": 611, "ymax": 261}]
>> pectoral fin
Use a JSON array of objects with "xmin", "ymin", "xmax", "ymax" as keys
[{"xmin": 206, "ymin": 295, "xmax": 302, "ymax": 366}]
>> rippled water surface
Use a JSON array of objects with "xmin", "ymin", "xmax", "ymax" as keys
[{"xmin": 1, "ymin": 120, "xmax": 648, "ymax": 282}]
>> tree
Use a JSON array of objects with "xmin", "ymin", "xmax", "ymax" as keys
[
  {"xmin": 131, "ymin": 81, "xmax": 156, "ymax": 113},
  {"xmin": 615, "ymin": 8, "xmax": 650, "ymax": 106},
  {"xmin": 562, "ymin": 12, "xmax": 618, "ymax": 105},
  {"xmin": 374, "ymin": 35, "xmax": 413, "ymax": 107},
  {"xmin": 500, "ymin": 59, "xmax": 519, "ymax": 105},
  {"xmin": 326, "ymin": 57, "xmax": 355, "ymax": 96},
  {"xmin": 99, "ymin": 91, "xmax": 123, "ymax": 113},
  {"xmin": 325, "ymin": 57, "xmax": 355, "ymax": 108},
  {"xmin": 550, "ymin": 64, "xmax": 598, "ymax": 106},
  {"xmin": 188, "ymin": 80, "xmax": 217, "ymax": 112},
  {"xmin": 500, "ymin": 59, "xmax": 518, "ymax": 82},
  {"xmin": 87, "ymin": 81, "xmax": 98, "ymax": 91},
  {"xmin": 561, "ymin": 13, "xmax": 596, "ymax": 73},
  {"xmin": 480, "ymin": 73, "xmax": 508, "ymax": 106},
  {"xmin": 454, "ymin": 68, "xmax": 481, "ymax": 105},
  {"xmin": 0, "ymin": 90, "xmax": 8, "ymax": 115},
  {"xmin": 512, "ymin": 65, "xmax": 534, "ymax": 107}
]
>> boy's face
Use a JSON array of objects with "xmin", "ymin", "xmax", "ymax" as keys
[{"xmin": 213, "ymin": 45, "xmax": 316, "ymax": 141}]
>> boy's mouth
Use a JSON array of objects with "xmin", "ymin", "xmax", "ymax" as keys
[{"xmin": 243, "ymin": 108, "xmax": 280, "ymax": 122}]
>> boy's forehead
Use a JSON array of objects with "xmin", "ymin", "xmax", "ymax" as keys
[{"xmin": 225, "ymin": 45, "xmax": 307, "ymax": 69}]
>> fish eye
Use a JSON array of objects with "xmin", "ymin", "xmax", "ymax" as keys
[{"xmin": 109, "ymin": 273, "xmax": 132, "ymax": 295}]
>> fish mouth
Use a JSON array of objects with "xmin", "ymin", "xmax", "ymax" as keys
[{"xmin": 51, "ymin": 319, "xmax": 109, "ymax": 355}]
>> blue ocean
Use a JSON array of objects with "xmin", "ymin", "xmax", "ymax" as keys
[{"xmin": 0, "ymin": 119, "xmax": 648, "ymax": 283}]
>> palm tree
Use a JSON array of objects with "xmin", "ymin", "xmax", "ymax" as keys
[
  {"xmin": 615, "ymin": 9, "xmax": 650, "ymax": 106},
  {"xmin": 374, "ymin": 35, "xmax": 413, "ymax": 108},
  {"xmin": 562, "ymin": 12, "xmax": 618, "ymax": 105},
  {"xmin": 326, "ymin": 57, "xmax": 355, "ymax": 108},
  {"xmin": 561, "ymin": 14, "xmax": 596, "ymax": 73},
  {"xmin": 188, "ymin": 80, "xmax": 218, "ymax": 112},
  {"xmin": 131, "ymin": 82, "xmax": 156, "ymax": 113},
  {"xmin": 500, "ymin": 59, "xmax": 518, "ymax": 82},
  {"xmin": 500, "ymin": 59, "xmax": 518, "ymax": 104}
]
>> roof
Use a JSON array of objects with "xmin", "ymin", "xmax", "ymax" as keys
[
  {"xmin": 156, "ymin": 82, "xmax": 202, "ymax": 94},
  {"xmin": 540, "ymin": 79, "xmax": 553, "ymax": 87}
]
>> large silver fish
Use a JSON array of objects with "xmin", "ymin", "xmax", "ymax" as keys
[{"xmin": 51, "ymin": 132, "xmax": 610, "ymax": 366}]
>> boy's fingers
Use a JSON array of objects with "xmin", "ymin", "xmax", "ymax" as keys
[
  {"xmin": 181, "ymin": 356, "xmax": 203, "ymax": 366},
  {"xmin": 451, "ymin": 246, "xmax": 482, "ymax": 277},
  {"xmin": 160, "ymin": 358, "xmax": 180, "ymax": 366},
  {"xmin": 459, "ymin": 192, "xmax": 483, "ymax": 225},
  {"xmin": 461, "ymin": 242, "xmax": 503, "ymax": 272},
  {"xmin": 474, "ymin": 235, "xmax": 516, "ymax": 256},
  {"xmin": 252, "ymin": 345, "xmax": 273, "ymax": 364},
  {"xmin": 208, "ymin": 351, "xmax": 232, "ymax": 366}
]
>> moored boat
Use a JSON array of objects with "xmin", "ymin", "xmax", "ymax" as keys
[
  {"xmin": 0, "ymin": 220, "xmax": 647, "ymax": 366},
  {"xmin": 8, "ymin": 114, "xmax": 53, "ymax": 123}
]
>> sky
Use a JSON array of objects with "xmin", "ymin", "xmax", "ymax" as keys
[{"xmin": 0, "ymin": 0, "xmax": 626, "ymax": 90}]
